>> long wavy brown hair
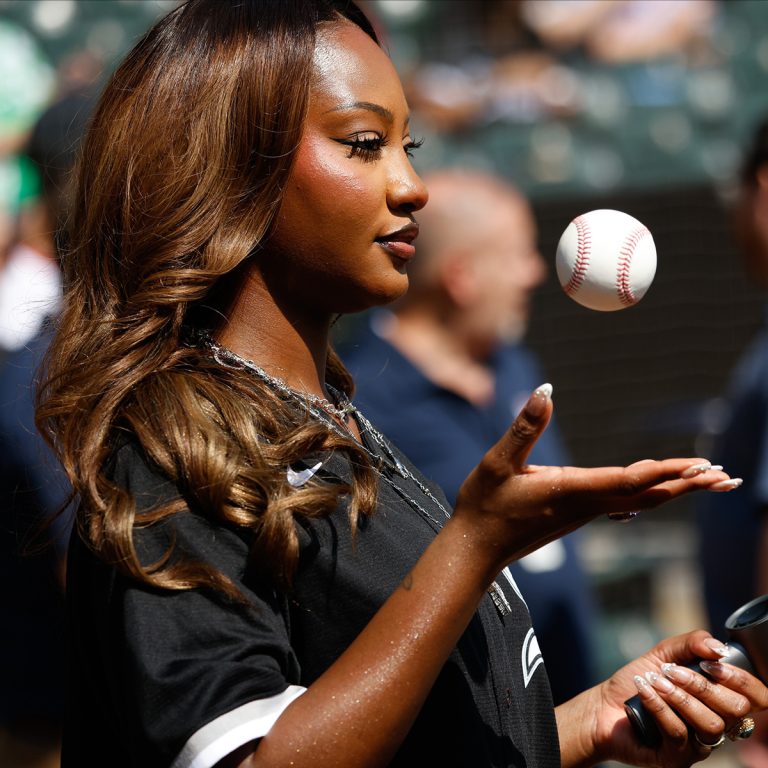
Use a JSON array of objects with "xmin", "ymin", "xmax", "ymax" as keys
[{"xmin": 36, "ymin": 0, "xmax": 380, "ymax": 600}]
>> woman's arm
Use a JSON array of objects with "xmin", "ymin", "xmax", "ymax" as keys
[
  {"xmin": 238, "ymin": 505, "xmax": 504, "ymax": 767},
  {"xmin": 230, "ymin": 386, "xmax": 751, "ymax": 768}
]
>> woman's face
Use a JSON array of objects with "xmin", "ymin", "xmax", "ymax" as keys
[{"xmin": 263, "ymin": 20, "xmax": 429, "ymax": 316}]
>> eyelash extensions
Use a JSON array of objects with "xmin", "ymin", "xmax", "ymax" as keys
[{"xmin": 338, "ymin": 134, "xmax": 424, "ymax": 163}]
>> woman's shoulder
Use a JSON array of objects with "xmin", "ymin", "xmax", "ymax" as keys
[
  {"xmin": 106, "ymin": 438, "xmax": 252, "ymax": 572},
  {"xmin": 109, "ymin": 437, "xmax": 181, "ymax": 510}
]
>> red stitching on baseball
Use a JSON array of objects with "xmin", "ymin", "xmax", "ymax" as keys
[
  {"xmin": 616, "ymin": 226, "xmax": 649, "ymax": 305},
  {"xmin": 565, "ymin": 215, "xmax": 590, "ymax": 295}
]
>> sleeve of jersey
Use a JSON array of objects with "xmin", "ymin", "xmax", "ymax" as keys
[{"xmin": 113, "ymin": 497, "xmax": 306, "ymax": 767}]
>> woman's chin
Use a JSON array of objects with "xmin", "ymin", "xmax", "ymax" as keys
[{"xmin": 339, "ymin": 277, "xmax": 409, "ymax": 314}]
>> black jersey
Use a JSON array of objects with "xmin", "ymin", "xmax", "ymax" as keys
[{"xmin": 63, "ymin": 421, "xmax": 559, "ymax": 767}]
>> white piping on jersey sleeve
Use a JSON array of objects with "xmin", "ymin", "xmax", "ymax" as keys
[
  {"xmin": 171, "ymin": 685, "xmax": 307, "ymax": 768},
  {"xmin": 501, "ymin": 566, "xmax": 527, "ymax": 609}
]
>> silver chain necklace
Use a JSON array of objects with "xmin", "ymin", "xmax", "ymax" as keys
[
  {"xmin": 196, "ymin": 331, "xmax": 512, "ymax": 616},
  {"xmin": 202, "ymin": 335, "xmax": 354, "ymax": 422}
]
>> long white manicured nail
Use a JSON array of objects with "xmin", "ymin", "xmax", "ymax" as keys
[
  {"xmin": 699, "ymin": 660, "xmax": 727, "ymax": 678},
  {"xmin": 634, "ymin": 674, "xmax": 653, "ymax": 698},
  {"xmin": 682, "ymin": 462, "xmax": 711, "ymax": 478},
  {"xmin": 662, "ymin": 663, "xmax": 691, "ymax": 683},
  {"xmin": 645, "ymin": 670, "xmax": 674, "ymax": 692},
  {"xmin": 703, "ymin": 638, "xmax": 729, "ymax": 656},
  {"xmin": 527, "ymin": 383, "xmax": 553, "ymax": 418},
  {"xmin": 709, "ymin": 478, "xmax": 743, "ymax": 492}
]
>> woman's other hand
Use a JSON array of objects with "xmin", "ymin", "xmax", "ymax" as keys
[{"xmin": 558, "ymin": 630, "xmax": 768, "ymax": 768}]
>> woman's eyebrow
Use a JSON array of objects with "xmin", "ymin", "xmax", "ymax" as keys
[{"xmin": 324, "ymin": 101, "xmax": 395, "ymax": 122}]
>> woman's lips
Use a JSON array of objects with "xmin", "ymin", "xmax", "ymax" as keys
[
  {"xmin": 377, "ymin": 239, "xmax": 416, "ymax": 260},
  {"xmin": 376, "ymin": 223, "xmax": 419, "ymax": 261}
]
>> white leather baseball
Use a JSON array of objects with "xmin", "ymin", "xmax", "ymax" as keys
[{"xmin": 555, "ymin": 209, "xmax": 657, "ymax": 312}]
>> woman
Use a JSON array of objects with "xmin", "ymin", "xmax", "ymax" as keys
[{"xmin": 37, "ymin": 1, "xmax": 766, "ymax": 767}]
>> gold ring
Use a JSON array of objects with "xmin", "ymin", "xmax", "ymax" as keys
[
  {"xmin": 728, "ymin": 716, "xmax": 756, "ymax": 741},
  {"xmin": 694, "ymin": 732, "xmax": 726, "ymax": 753}
]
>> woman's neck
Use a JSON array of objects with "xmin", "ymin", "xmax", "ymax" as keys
[{"xmin": 216, "ymin": 268, "xmax": 332, "ymax": 399}]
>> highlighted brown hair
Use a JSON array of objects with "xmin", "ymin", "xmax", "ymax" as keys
[{"xmin": 37, "ymin": 0, "xmax": 379, "ymax": 599}]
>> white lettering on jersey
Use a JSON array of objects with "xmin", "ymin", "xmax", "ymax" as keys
[
  {"xmin": 522, "ymin": 628, "xmax": 544, "ymax": 688},
  {"xmin": 498, "ymin": 567, "xmax": 542, "ymax": 686}
]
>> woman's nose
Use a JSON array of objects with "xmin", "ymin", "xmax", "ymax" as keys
[{"xmin": 388, "ymin": 161, "xmax": 429, "ymax": 214}]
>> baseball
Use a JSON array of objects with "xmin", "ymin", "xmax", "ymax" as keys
[{"xmin": 555, "ymin": 209, "xmax": 657, "ymax": 312}]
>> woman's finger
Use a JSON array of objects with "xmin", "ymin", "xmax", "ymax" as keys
[
  {"xmin": 661, "ymin": 663, "xmax": 752, "ymax": 731},
  {"xmin": 553, "ymin": 460, "xmax": 734, "ymax": 502},
  {"xmin": 492, "ymin": 383, "xmax": 554, "ymax": 471},
  {"xmin": 697, "ymin": 661, "xmax": 768, "ymax": 712},
  {"xmin": 631, "ymin": 674, "xmax": 691, "ymax": 750},
  {"xmin": 594, "ymin": 471, "xmax": 741, "ymax": 513},
  {"xmin": 641, "ymin": 669, "xmax": 727, "ymax": 747}
]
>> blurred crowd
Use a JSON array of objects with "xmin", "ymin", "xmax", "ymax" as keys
[
  {"xmin": 404, "ymin": 0, "xmax": 718, "ymax": 133},
  {"xmin": 0, "ymin": 15, "xmax": 99, "ymax": 768}
]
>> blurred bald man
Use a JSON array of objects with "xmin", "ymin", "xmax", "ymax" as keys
[{"xmin": 342, "ymin": 169, "xmax": 599, "ymax": 705}]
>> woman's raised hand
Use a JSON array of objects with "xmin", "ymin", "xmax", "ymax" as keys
[{"xmin": 452, "ymin": 384, "xmax": 741, "ymax": 571}]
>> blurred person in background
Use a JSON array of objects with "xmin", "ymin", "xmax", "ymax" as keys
[
  {"xmin": 696, "ymin": 116, "xmax": 768, "ymax": 768},
  {"xmin": 520, "ymin": 0, "xmax": 716, "ymax": 64},
  {"xmin": 0, "ymin": 45, "xmax": 99, "ymax": 357},
  {"xmin": 0, "ymin": 17, "xmax": 55, "ymax": 334},
  {"xmin": 0, "ymin": 86, "xmax": 93, "ymax": 768},
  {"xmin": 341, "ymin": 168, "xmax": 599, "ymax": 705}
]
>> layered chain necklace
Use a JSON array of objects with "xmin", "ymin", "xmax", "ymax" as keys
[{"xmin": 195, "ymin": 331, "xmax": 512, "ymax": 617}]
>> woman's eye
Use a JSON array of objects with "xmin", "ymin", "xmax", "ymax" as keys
[{"xmin": 339, "ymin": 135, "xmax": 386, "ymax": 163}]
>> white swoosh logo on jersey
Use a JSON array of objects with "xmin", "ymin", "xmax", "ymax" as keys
[{"xmin": 286, "ymin": 461, "xmax": 324, "ymax": 487}]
